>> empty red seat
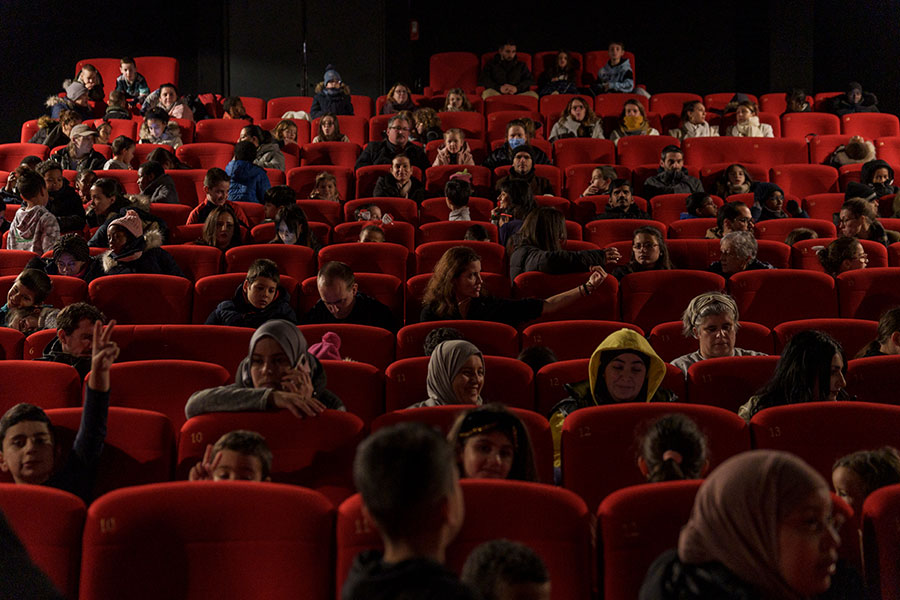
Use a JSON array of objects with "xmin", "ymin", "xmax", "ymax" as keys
[
  {"xmin": 770, "ymin": 164, "xmax": 839, "ymax": 197},
  {"xmin": 80, "ymin": 481, "xmax": 335, "ymax": 600},
  {"xmin": 874, "ymin": 136, "xmax": 900, "ymax": 164},
  {"xmin": 703, "ymin": 92, "xmax": 758, "ymax": 112},
  {"xmin": 484, "ymin": 94, "xmax": 539, "ymax": 115},
  {"xmin": 193, "ymin": 119, "xmax": 246, "ymax": 144},
  {"xmin": 0, "ymin": 250, "xmax": 38, "ymax": 274},
  {"xmin": 299, "ymin": 323, "xmax": 395, "ymax": 370},
  {"xmin": 648, "ymin": 320, "xmax": 773, "ymax": 363},
  {"xmin": 649, "ymin": 92, "xmax": 702, "ymax": 119},
  {"xmin": 0, "ymin": 484, "xmax": 84, "ymax": 599},
  {"xmin": 266, "ymin": 96, "xmax": 314, "ymax": 119},
  {"xmin": 159, "ymin": 244, "xmax": 222, "ymax": 280},
  {"xmin": 753, "ymin": 218, "xmax": 837, "ymax": 242},
  {"xmin": 415, "ymin": 240, "xmax": 505, "ymax": 275},
  {"xmin": 175, "ymin": 142, "xmax": 234, "ymax": 169},
  {"xmin": 845, "ymin": 355, "xmax": 900, "ymax": 405},
  {"xmin": 619, "ymin": 270, "xmax": 726, "ymax": 332},
  {"xmin": 435, "ymin": 110, "xmax": 485, "ymax": 143},
  {"xmin": 318, "ymin": 359, "xmax": 384, "ymax": 426},
  {"xmin": 649, "ymin": 193, "xmax": 703, "ymax": 225},
  {"xmin": 385, "ymin": 355, "xmax": 534, "ymax": 412},
  {"xmin": 396, "ymin": 319, "xmax": 519, "ymax": 359},
  {"xmin": 425, "ymin": 52, "xmax": 480, "ymax": 94},
  {"xmin": 780, "ymin": 112, "xmax": 841, "ymax": 138},
  {"xmin": 584, "ymin": 218, "xmax": 667, "ymax": 247},
  {"xmin": 615, "ymin": 135, "xmax": 679, "ymax": 167},
  {"xmin": 417, "ymin": 220, "xmax": 498, "ymax": 244},
  {"xmin": 552, "ymin": 137, "xmax": 616, "ymax": 169},
  {"xmin": 0, "ymin": 143, "xmax": 49, "ymax": 170},
  {"xmin": 89, "ymin": 274, "xmax": 193, "ymax": 325},
  {"xmin": 562, "ymin": 403, "xmax": 749, "ymax": 509},
  {"xmin": 728, "ymin": 269, "xmax": 838, "ymax": 327},
  {"xmin": 686, "ymin": 355, "xmax": 780, "ymax": 412},
  {"xmin": 512, "ymin": 271, "xmax": 618, "ymax": 323},
  {"xmin": 837, "ymin": 267, "xmax": 900, "ymax": 320},
  {"xmin": 0, "ymin": 361, "xmax": 81, "ymax": 414},
  {"xmin": 319, "ymin": 242, "xmax": 408, "ymax": 281},
  {"xmin": 682, "ymin": 137, "xmax": 807, "ymax": 168},
  {"xmin": 774, "ymin": 318, "xmax": 878, "ymax": 358},
  {"xmin": 803, "ymin": 193, "xmax": 844, "ymax": 220},
  {"xmin": 841, "ymin": 113, "xmax": 900, "ymax": 138},
  {"xmin": 300, "ymin": 141, "xmax": 360, "ymax": 168},
  {"xmin": 522, "ymin": 319, "xmax": 642, "ymax": 362},
  {"xmin": 224, "ymin": 244, "xmax": 314, "ymax": 283},
  {"xmin": 862, "ymin": 483, "xmax": 900, "ymax": 600},
  {"xmin": 192, "ymin": 272, "xmax": 298, "ymax": 324},
  {"xmin": 0, "ymin": 327, "xmax": 24, "ymax": 359},
  {"xmin": 598, "ymin": 480, "xmax": 702, "ymax": 600}
]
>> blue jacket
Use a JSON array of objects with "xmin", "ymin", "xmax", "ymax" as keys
[{"xmin": 226, "ymin": 159, "xmax": 271, "ymax": 204}]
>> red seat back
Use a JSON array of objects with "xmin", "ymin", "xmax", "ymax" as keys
[
  {"xmin": 862, "ymin": 484, "xmax": 900, "ymax": 600},
  {"xmin": 160, "ymin": 244, "xmax": 222, "ymax": 281},
  {"xmin": 781, "ymin": 112, "xmax": 841, "ymax": 138},
  {"xmin": 512, "ymin": 271, "xmax": 618, "ymax": 323},
  {"xmin": 620, "ymin": 270, "xmax": 726, "ymax": 332},
  {"xmin": 686, "ymin": 355, "xmax": 780, "ymax": 412},
  {"xmin": 0, "ymin": 361, "xmax": 82, "ymax": 414},
  {"xmin": 396, "ymin": 319, "xmax": 519, "ymax": 359},
  {"xmin": 682, "ymin": 137, "xmax": 807, "ymax": 168},
  {"xmin": 841, "ymin": 113, "xmax": 900, "ymax": 138},
  {"xmin": 728, "ymin": 269, "xmax": 838, "ymax": 327},
  {"xmin": 318, "ymin": 242, "xmax": 408, "ymax": 280},
  {"xmin": 837, "ymin": 267, "xmax": 900, "ymax": 320},
  {"xmin": 521, "ymin": 320, "xmax": 643, "ymax": 362},
  {"xmin": 427, "ymin": 52, "xmax": 480, "ymax": 94},
  {"xmin": 319, "ymin": 359, "xmax": 384, "ymax": 426},
  {"xmin": 299, "ymin": 323, "xmax": 395, "ymax": 371},
  {"xmin": 773, "ymin": 318, "xmax": 878, "ymax": 358},
  {"xmin": 846, "ymin": 355, "xmax": 900, "ymax": 405},
  {"xmin": 300, "ymin": 141, "xmax": 361, "ymax": 168},
  {"xmin": 224, "ymin": 244, "xmax": 315, "ymax": 283},
  {"xmin": 89, "ymin": 274, "xmax": 193, "ymax": 324}
]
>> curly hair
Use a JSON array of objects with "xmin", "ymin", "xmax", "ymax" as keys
[{"xmin": 422, "ymin": 246, "xmax": 482, "ymax": 317}]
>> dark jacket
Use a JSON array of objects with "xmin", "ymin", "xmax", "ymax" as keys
[
  {"xmin": 142, "ymin": 173, "xmax": 180, "ymax": 205},
  {"xmin": 508, "ymin": 243, "xmax": 607, "ymax": 279},
  {"xmin": 355, "ymin": 139, "xmax": 430, "ymax": 172},
  {"xmin": 50, "ymin": 148, "xmax": 106, "ymax": 173},
  {"xmin": 595, "ymin": 203, "xmax": 651, "ymax": 220},
  {"xmin": 639, "ymin": 549, "xmax": 760, "ymax": 600},
  {"xmin": 483, "ymin": 142, "xmax": 551, "ymax": 170},
  {"xmin": 98, "ymin": 230, "xmax": 186, "ymax": 278},
  {"xmin": 551, "ymin": 376, "xmax": 677, "ymax": 420},
  {"xmin": 643, "ymin": 168, "xmax": 704, "ymax": 199},
  {"xmin": 206, "ymin": 283, "xmax": 297, "ymax": 328},
  {"xmin": 29, "ymin": 122, "xmax": 70, "ymax": 148},
  {"xmin": 708, "ymin": 258, "xmax": 774, "ymax": 280},
  {"xmin": 342, "ymin": 550, "xmax": 478, "ymax": 600},
  {"xmin": 85, "ymin": 195, "xmax": 131, "ymax": 229},
  {"xmin": 495, "ymin": 170, "xmax": 554, "ymax": 197},
  {"xmin": 479, "ymin": 55, "xmax": 536, "ymax": 93},
  {"xmin": 47, "ymin": 182, "xmax": 87, "ymax": 233},
  {"xmin": 39, "ymin": 336, "xmax": 92, "ymax": 380},
  {"xmin": 310, "ymin": 85, "xmax": 354, "ymax": 120},
  {"xmin": 828, "ymin": 92, "xmax": 879, "ymax": 116},
  {"xmin": 88, "ymin": 205, "xmax": 169, "ymax": 249},
  {"xmin": 302, "ymin": 292, "xmax": 397, "ymax": 332},
  {"xmin": 226, "ymin": 160, "xmax": 270, "ymax": 204},
  {"xmin": 372, "ymin": 175, "xmax": 425, "ymax": 202},
  {"xmin": 861, "ymin": 159, "xmax": 899, "ymax": 196}
]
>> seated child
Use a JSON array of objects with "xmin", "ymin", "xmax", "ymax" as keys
[
  {"xmin": 464, "ymin": 224, "xmax": 490, "ymax": 241},
  {"xmin": 308, "ymin": 171, "xmax": 341, "ymax": 203},
  {"xmin": 270, "ymin": 205, "xmax": 321, "ymax": 251},
  {"xmin": 671, "ymin": 101, "xmax": 718, "ymax": 139},
  {"xmin": 447, "ymin": 403, "xmax": 538, "ymax": 481},
  {"xmin": 311, "ymin": 113, "xmax": 350, "ymax": 143},
  {"xmin": 104, "ymin": 89, "xmax": 132, "ymax": 120},
  {"xmin": 38, "ymin": 302, "xmax": 106, "ymax": 379},
  {"xmin": 461, "ymin": 539, "xmax": 551, "ymax": 600},
  {"xmin": 36, "ymin": 160, "xmax": 86, "ymax": 234},
  {"xmin": 433, "ymin": 128, "xmax": 475, "ymax": 167},
  {"xmin": 139, "ymin": 107, "xmax": 183, "ymax": 148},
  {"xmin": 445, "ymin": 175, "xmax": 473, "ymax": 221},
  {"xmin": 861, "ymin": 159, "xmax": 898, "ymax": 197},
  {"xmin": 115, "ymin": 56, "xmax": 150, "ymax": 105},
  {"xmin": 188, "ymin": 430, "xmax": 272, "ymax": 482},
  {"xmin": 103, "ymin": 135, "xmax": 137, "ymax": 170},
  {"xmin": 0, "ymin": 269, "xmax": 60, "ymax": 333},
  {"xmin": 832, "ymin": 446, "xmax": 900, "ymax": 517},
  {"xmin": 751, "ymin": 182, "xmax": 807, "ymax": 221},
  {"xmin": 263, "ymin": 185, "xmax": 297, "ymax": 221},
  {"xmin": 8, "ymin": 170, "xmax": 60, "ymax": 253},
  {"xmin": 0, "ymin": 319, "xmax": 118, "ymax": 503},
  {"xmin": 358, "ymin": 224, "xmax": 384, "ymax": 243},
  {"xmin": 596, "ymin": 41, "xmax": 634, "ymax": 93},
  {"xmin": 96, "ymin": 121, "xmax": 113, "ymax": 145},
  {"xmin": 186, "ymin": 167, "xmax": 250, "ymax": 232},
  {"xmin": 226, "ymin": 141, "xmax": 271, "ymax": 204},
  {"xmin": 727, "ymin": 101, "xmax": 774, "ymax": 138},
  {"xmin": 783, "ymin": 88, "xmax": 811, "ymax": 114},
  {"xmin": 638, "ymin": 413, "xmax": 709, "ymax": 483},
  {"xmin": 222, "ymin": 97, "xmax": 252, "ymax": 121},
  {"xmin": 342, "ymin": 422, "xmax": 476, "ymax": 599},
  {"xmin": 680, "ymin": 192, "xmax": 718, "ymax": 219},
  {"xmin": 581, "ymin": 166, "xmax": 616, "ymax": 197},
  {"xmin": 373, "ymin": 154, "xmax": 425, "ymax": 201},
  {"xmin": 206, "ymin": 258, "xmax": 297, "ymax": 328},
  {"xmin": 272, "ymin": 119, "xmax": 299, "ymax": 146},
  {"xmin": 442, "ymin": 88, "xmax": 474, "ymax": 112},
  {"xmin": 784, "ymin": 227, "xmax": 818, "ymax": 246}
]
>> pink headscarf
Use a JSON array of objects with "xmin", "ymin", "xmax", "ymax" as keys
[{"xmin": 678, "ymin": 450, "xmax": 829, "ymax": 600}]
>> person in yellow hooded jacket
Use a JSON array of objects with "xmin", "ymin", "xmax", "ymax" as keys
[{"xmin": 549, "ymin": 328, "xmax": 676, "ymax": 466}]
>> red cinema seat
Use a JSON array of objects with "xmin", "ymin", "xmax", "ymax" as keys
[
  {"xmin": 813, "ymin": 92, "xmax": 843, "ymax": 111},
  {"xmin": 350, "ymin": 95, "xmax": 373, "ymax": 120},
  {"xmin": 0, "ymin": 484, "xmax": 84, "ymax": 599},
  {"xmin": 20, "ymin": 118, "xmax": 41, "ymax": 143},
  {"xmin": 781, "ymin": 112, "xmax": 841, "ymax": 138},
  {"xmin": 80, "ymin": 482, "xmax": 334, "ymax": 600},
  {"xmin": 435, "ymin": 110, "xmax": 486, "ymax": 143},
  {"xmin": 91, "ymin": 118, "xmax": 137, "ymax": 140},
  {"xmin": 366, "ymin": 114, "xmax": 393, "ymax": 142},
  {"xmin": 178, "ymin": 410, "xmax": 363, "ymax": 493},
  {"xmin": 512, "ymin": 271, "xmax": 618, "ymax": 323},
  {"xmin": 552, "ymin": 138, "xmax": 616, "ymax": 169},
  {"xmin": 875, "ymin": 136, "xmax": 900, "ymax": 164},
  {"xmin": 682, "ymin": 137, "xmax": 807, "ymax": 168},
  {"xmin": 424, "ymin": 164, "xmax": 493, "ymax": 198},
  {"xmin": 266, "ymin": 96, "xmax": 314, "ymax": 119},
  {"xmin": 47, "ymin": 407, "xmax": 174, "ymax": 495},
  {"xmin": 343, "ymin": 197, "xmax": 419, "ymax": 225},
  {"xmin": 295, "ymin": 199, "xmax": 343, "ymax": 227},
  {"xmin": 192, "ymin": 273, "xmax": 298, "ymax": 324},
  {"xmin": 619, "ymin": 270, "xmax": 727, "ymax": 332},
  {"xmin": 750, "ymin": 402, "xmax": 900, "ymax": 482},
  {"xmin": 846, "ymin": 355, "xmax": 900, "ymax": 405},
  {"xmin": 665, "ymin": 218, "xmax": 718, "ymax": 240},
  {"xmin": 335, "ymin": 480, "xmax": 591, "ymax": 600},
  {"xmin": 193, "ymin": 119, "xmax": 246, "ymax": 144},
  {"xmin": 332, "ymin": 221, "xmax": 414, "ymax": 250},
  {"xmin": 522, "ymin": 320, "xmax": 643, "ymax": 362},
  {"xmin": 396, "ymin": 320, "xmax": 519, "ymax": 359},
  {"xmin": 107, "ymin": 360, "xmax": 230, "ymax": 434},
  {"xmin": 385, "ymin": 355, "xmax": 534, "ymax": 412},
  {"xmin": 808, "ymin": 134, "xmax": 854, "ymax": 165},
  {"xmin": 404, "ymin": 272, "xmax": 510, "ymax": 325},
  {"xmin": 0, "ymin": 143, "xmax": 49, "ymax": 170},
  {"xmin": 615, "ymin": 135, "xmax": 679, "ymax": 168},
  {"xmin": 760, "ymin": 92, "xmax": 810, "ymax": 115},
  {"xmin": 593, "ymin": 93, "xmax": 649, "ymax": 119},
  {"xmin": 0, "ymin": 361, "xmax": 82, "ymax": 414},
  {"xmin": 774, "ymin": 318, "xmax": 877, "ymax": 358},
  {"xmin": 0, "ymin": 250, "xmax": 38, "ymax": 274},
  {"xmin": 484, "ymin": 94, "xmax": 539, "ymax": 115},
  {"xmin": 728, "ymin": 270, "xmax": 838, "ymax": 327},
  {"xmin": 837, "ymin": 267, "xmax": 900, "ymax": 320},
  {"xmin": 648, "ymin": 320, "xmax": 773, "ymax": 363},
  {"xmin": 299, "ymin": 324, "xmax": 395, "ymax": 370},
  {"xmin": 300, "ymin": 141, "xmax": 360, "ymax": 168},
  {"xmin": 584, "ymin": 219, "xmax": 666, "ymax": 247},
  {"xmin": 160, "ymin": 244, "xmax": 222, "ymax": 281},
  {"xmin": 122, "ymin": 324, "xmax": 252, "ymax": 375},
  {"xmin": 417, "ymin": 221, "xmax": 499, "ymax": 244},
  {"xmin": 319, "ymin": 242, "xmax": 408, "ymax": 281},
  {"xmin": 288, "ymin": 165, "xmax": 354, "ymax": 202},
  {"xmin": 703, "ymin": 93, "xmax": 758, "ymax": 112},
  {"xmin": 770, "ymin": 164, "xmax": 839, "ymax": 197},
  {"xmin": 89, "ymin": 274, "xmax": 192, "ymax": 324},
  {"xmin": 93, "ymin": 168, "xmax": 140, "ymax": 194},
  {"xmin": 841, "ymin": 113, "xmax": 900, "ymax": 138},
  {"xmin": 648, "ymin": 193, "xmax": 697, "ymax": 225},
  {"xmin": 862, "ymin": 484, "xmax": 900, "ymax": 600},
  {"xmin": 803, "ymin": 193, "xmax": 844, "ymax": 220},
  {"xmin": 224, "ymin": 244, "xmax": 314, "ymax": 283},
  {"xmin": 649, "ymin": 92, "xmax": 703, "ymax": 118},
  {"xmin": 420, "ymin": 197, "xmax": 495, "ymax": 223},
  {"xmin": 148, "ymin": 202, "xmax": 192, "ymax": 231},
  {"xmin": 754, "ymin": 239, "xmax": 792, "ymax": 269},
  {"xmin": 686, "ymin": 355, "xmax": 779, "ymax": 413},
  {"xmin": 562, "ymin": 403, "xmax": 749, "ymax": 508},
  {"xmin": 175, "ymin": 142, "xmax": 234, "ymax": 169},
  {"xmin": 598, "ymin": 480, "xmax": 702, "ymax": 600},
  {"xmin": 0, "ymin": 327, "xmax": 24, "ymax": 359},
  {"xmin": 318, "ymin": 359, "xmax": 384, "ymax": 426},
  {"xmin": 371, "ymin": 405, "xmax": 553, "ymax": 484},
  {"xmin": 425, "ymin": 52, "xmax": 480, "ymax": 95},
  {"xmin": 298, "ymin": 273, "xmax": 403, "ymax": 325},
  {"xmin": 0, "ymin": 274, "xmax": 86, "ymax": 309},
  {"xmin": 415, "ymin": 240, "xmax": 505, "ymax": 275},
  {"xmin": 131, "ymin": 56, "xmax": 178, "ymax": 90}
]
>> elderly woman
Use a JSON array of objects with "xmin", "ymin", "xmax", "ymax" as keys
[
  {"xmin": 671, "ymin": 292, "xmax": 767, "ymax": 375},
  {"xmin": 185, "ymin": 319, "xmax": 343, "ymax": 419},
  {"xmin": 447, "ymin": 403, "xmax": 538, "ymax": 481},
  {"xmin": 838, "ymin": 198, "xmax": 894, "ymax": 246},
  {"xmin": 641, "ymin": 450, "xmax": 846, "ymax": 599},
  {"xmin": 410, "ymin": 340, "xmax": 485, "ymax": 408},
  {"xmin": 708, "ymin": 231, "xmax": 773, "ymax": 279}
]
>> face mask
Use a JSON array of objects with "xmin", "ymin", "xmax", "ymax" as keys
[
  {"xmin": 508, "ymin": 137, "xmax": 526, "ymax": 150},
  {"xmin": 623, "ymin": 116, "xmax": 644, "ymax": 130}
]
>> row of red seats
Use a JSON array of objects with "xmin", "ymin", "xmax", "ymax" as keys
[{"xmin": 5, "ymin": 400, "xmax": 900, "ymax": 599}]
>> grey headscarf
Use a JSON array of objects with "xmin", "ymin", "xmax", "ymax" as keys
[
  {"xmin": 236, "ymin": 320, "xmax": 308, "ymax": 387},
  {"xmin": 425, "ymin": 340, "xmax": 484, "ymax": 405}
]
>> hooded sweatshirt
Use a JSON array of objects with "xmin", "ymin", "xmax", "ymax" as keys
[
  {"xmin": 860, "ymin": 159, "xmax": 898, "ymax": 196},
  {"xmin": 9, "ymin": 204, "xmax": 60, "ymax": 253}
]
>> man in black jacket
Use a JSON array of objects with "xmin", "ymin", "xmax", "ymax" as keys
[
  {"xmin": 355, "ymin": 114, "xmax": 429, "ymax": 172},
  {"xmin": 302, "ymin": 261, "xmax": 397, "ymax": 332},
  {"xmin": 479, "ymin": 41, "xmax": 537, "ymax": 100}
]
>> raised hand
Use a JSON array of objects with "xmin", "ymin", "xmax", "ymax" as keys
[{"xmin": 189, "ymin": 444, "xmax": 222, "ymax": 481}]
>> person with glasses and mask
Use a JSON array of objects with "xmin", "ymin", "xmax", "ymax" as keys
[{"xmin": 355, "ymin": 113, "xmax": 429, "ymax": 171}]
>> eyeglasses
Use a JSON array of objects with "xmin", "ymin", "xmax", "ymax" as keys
[
  {"xmin": 632, "ymin": 243, "xmax": 659, "ymax": 250},
  {"xmin": 388, "ymin": 126, "xmax": 410, "ymax": 132},
  {"xmin": 733, "ymin": 217, "xmax": 752, "ymax": 224}
]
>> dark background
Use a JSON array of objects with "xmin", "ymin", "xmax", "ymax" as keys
[{"xmin": 1, "ymin": 0, "xmax": 896, "ymax": 143}]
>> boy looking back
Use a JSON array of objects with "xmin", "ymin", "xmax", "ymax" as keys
[
  {"xmin": 115, "ymin": 56, "xmax": 150, "ymax": 105},
  {"xmin": 188, "ymin": 430, "xmax": 272, "ymax": 482},
  {"xmin": 343, "ymin": 422, "xmax": 477, "ymax": 599},
  {"xmin": 9, "ymin": 170, "xmax": 60, "ymax": 254},
  {"xmin": 206, "ymin": 258, "xmax": 297, "ymax": 328}
]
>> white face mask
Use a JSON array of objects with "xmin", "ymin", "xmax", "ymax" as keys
[{"xmin": 278, "ymin": 222, "xmax": 297, "ymax": 245}]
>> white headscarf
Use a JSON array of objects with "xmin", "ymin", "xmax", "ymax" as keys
[{"xmin": 425, "ymin": 340, "xmax": 484, "ymax": 405}]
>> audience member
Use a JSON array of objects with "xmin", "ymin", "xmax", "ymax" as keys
[
  {"xmin": 643, "ymin": 145, "xmax": 704, "ymax": 199},
  {"xmin": 72, "ymin": 63, "xmax": 105, "ymax": 104},
  {"xmin": 206, "ymin": 258, "xmax": 296, "ymax": 327},
  {"xmin": 433, "ymin": 129, "xmax": 475, "ymax": 166},
  {"xmin": 784, "ymin": 227, "xmax": 818, "ymax": 245},
  {"xmin": 8, "ymin": 170, "xmax": 60, "ymax": 253},
  {"xmin": 0, "ymin": 269, "xmax": 57, "ymax": 332},
  {"xmin": 491, "ymin": 179, "xmax": 537, "ymax": 247},
  {"xmin": 612, "ymin": 225, "xmax": 672, "ymax": 279},
  {"xmin": 139, "ymin": 107, "xmax": 183, "ymax": 148},
  {"xmin": 49, "ymin": 125, "xmax": 106, "ymax": 171},
  {"xmin": 302, "ymin": 261, "xmax": 396, "ymax": 331},
  {"xmin": 423, "ymin": 327, "xmax": 465, "ymax": 356},
  {"xmin": 186, "ymin": 168, "xmax": 250, "ymax": 234},
  {"xmin": 74, "ymin": 169, "xmax": 97, "ymax": 205},
  {"xmin": 355, "ymin": 113, "xmax": 429, "ymax": 171},
  {"xmin": 222, "ymin": 97, "xmax": 251, "ymax": 121},
  {"xmin": 638, "ymin": 413, "xmax": 709, "ymax": 482},
  {"xmin": 188, "ymin": 430, "xmax": 273, "ymax": 482},
  {"xmin": 30, "ymin": 110, "xmax": 81, "ymax": 149},
  {"xmin": 827, "ymin": 135, "xmax": 876, "ymax": 168},
  {"xmin": 538, "ymin": 50, "xmax": 579, "ymax": 96},
  {"xmin": 714, "ymin": 164, "xmax": 753, "ymax": 199},
  {"xmin": 410, "ymin": 340, "xmax": 485, "ymax": 408},
  {"xmin": 483, "ymin": 119, "xmax": 550, "ymax": 170},
  {"xmin": 46, "ymin": 81, "xmax": 92, "ymax": 120},
  {"xmin": 35, "ymin": 160, "xmax": 86, "ymax": 233},
  {"xmin": 494, "ymin": 145, "xmax": 554, "ymax": 197},
  {"xmin": 358, "ymin": 224, "xmax": 384, "ymax": 242},
  {"xmin": 817, "ymin": 237, "xmax": 868, "ymax": 277},
  {"xmin": 595, "ymin": 179, "xmax": 651, "ymax": 219},
  {"xmin": 751, "ymin": 182, "xmax": 807, "ymax": 221},
  {"xmin": 308, "ymin": 172, "xmax": 341, "ymax": 203},
  {"xmin": 448, "ymin": 404, "xmax": 538, "ymax": 481},
  {"xmin": 832, "ymin": 447, "xmax": 900, "ymax": 517},
  {"xmin": 381, "ymin": 83, "xmax": 417, "ymax": 114},
  {"xmin": 517, "ymin": 345, "xmax": 557, "ymax": 375},
  {"xmin": 412, "ymin": 107, "xmax": 443, "ymax": 143},
  {"xmin": 442, "ymin": 88, "xmax": 474, "ymax": 112},
  {"xmin": 310, "ymin": 65, "xmax": 354, "ymax": 119},
  {"xmin": 226, "ymin": 141, "xmax": 270, "ymax": 204},
  {"xmin": 548, "ymin": 96, "xmax": 603, "ymax": 142},
  {"xmin": 681, "ymin": 192, "xmax": 718, "ymax": 219},
  {"xmin": 270, "ymin": 204, "xmax": 321, "ymax": 252},
  {"xmin": 609, "ymin": 99, "xmax": 659, "ymax": 143},
  {"xmin": 30, "ymin": 234, "xmax": 103, "ymax": 282},
  {"xmin": 239, "ymin": 124, "xmax": 285, "ymax": 171},
  {"xmin": 596, "ymin": 41, "xmax": 634, "ymax": 93},
  {"xmin": 581, "ymin": 166, "xmax": 617, "ymax": 197},
  {"xmin": 461, "ymin": 539, "xmax": 550, "ymax": 600},
  {"xmin": 861, "ymin": 159, "xmax": 898, "ymax": 197},
  {"xmin": 827, "ymin": 82, "xmax": 879, "ymax": 116},
  {"xmin": 708, "ymin": 231, "xmax": 773, "ymax": 279},
  {"xmin": 858, "ymin": 308, "xmax": 900, "ymax": 358},
  {"xmin": 99, "ymin": 209, "xmax": 185, "ymax": 278},
  {"xmin": 104, "ymin": 90, "xmax": 132, "ymax": 120},
  {"xmin": 705, "ymin": 200, "xmax": 753, "ymax": 239},
  {"xmin": 312, "ymin": 113, "xmax": 349, "ymax": 143},
  {"xmin": 86, "ymin": 177, "xmax": 130, "ymax": 228},
  {"xmin": 480, "ymin": 40, "xmax": 537, "ymax": 99},
  {"xmin": 464, "ymin": 224, "xmax": 491, "ymax": 241},
  {"xmin": 373, "ymin": 154, "xmax": 425, "ymax": 201},
  {"xmin": 38, "ymin": 302, "xmax": 106, "ymax": 379},
  {"xmin": 137, "ymin": 160, "xmax": 180, "ymax": 204},
  {"xmin": 263, "ymin": 185, "xmax": 298, "ymax": 221},
  {"xmin": 196, "ymin": 204, "xmax": 243, "ymax": 252},
  {"xmin": 143, "ymin": 83, "xmax": 193, "ymax": 121},
  {"xmin": 838, "ymin": 197, "xmax": 893, "ymax": 246},
  {"xmin": 103, "ymin": 135, "xmax": 137, "ymax": 170},
  {"xmin": 445, "ymin": 176, "xmax": 473, "ymax": 221},
  {"xmin": 727, "ymin": 101, "xmax": 773, "ymax": 137},
  {"xmin": 670, "ymin": 101, "xmax": 718, "ymax": 139},
  {"xmin": 115, "ymin": 56, "xmax": 150, "ymax": 104},
  {"xmin": 272, "ymin": 119, "xmax": 299, "ymax": 146}
]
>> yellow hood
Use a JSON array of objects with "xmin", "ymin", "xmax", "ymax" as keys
[{"xmin": 587, "ymin": 328, "xmax": 666, "ymax": 403}]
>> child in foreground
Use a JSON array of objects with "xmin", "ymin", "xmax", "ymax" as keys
[{"xmin": 188, "ymin": 430, "xmax": 272, "ymax": 482}]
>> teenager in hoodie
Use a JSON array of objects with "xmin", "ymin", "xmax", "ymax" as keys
[
  {"xmin": 861, "ymin": 158, "xmax": 898, "ymax": 197},
  {"xmin": 596, "ymin": 42, "xmax": 634, "ymax": 93},
  {"xmin": 8, "ymin": 171, "xmax": 60, "ymax": 254}
]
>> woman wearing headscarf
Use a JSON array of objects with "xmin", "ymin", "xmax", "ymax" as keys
[
  {"xmin": 641, "ymin": 450, "xmax": 849, "ymax": 599},
  {"xmin": 185, "ymin": 319, "xmax": 343, "ymax": 419},
  {"xmin": 409, "ymin": 340, "xmax": 485, "ymax": 408}
]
